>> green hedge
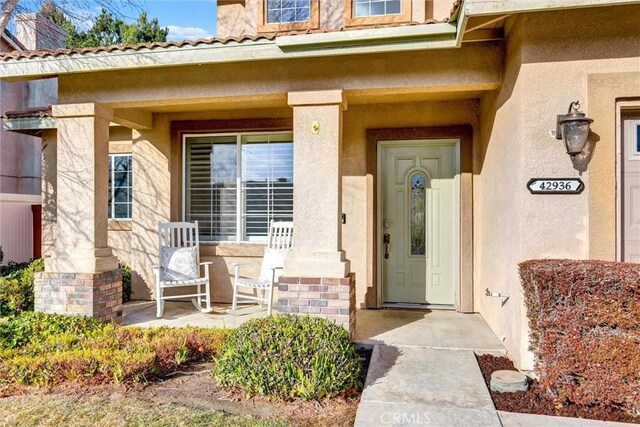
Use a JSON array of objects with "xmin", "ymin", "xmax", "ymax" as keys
[
  {"xmin": 214, "ymin": 314, "xmax": 363, "ymax": 400},
  {"xmin": 0, "ymin": 258, "xmax": 44, "ymax": 316}
]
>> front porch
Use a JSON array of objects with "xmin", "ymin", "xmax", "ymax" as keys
[{"xmin": 123, "ymin": 301, "xmax": 505, "ymax": 354}]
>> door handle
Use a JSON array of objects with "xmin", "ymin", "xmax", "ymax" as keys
[{"xmin": 383, "ymin": 233, "xmax": 391, "ymax": 259}]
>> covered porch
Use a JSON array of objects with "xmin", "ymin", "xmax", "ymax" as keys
[{"xmin": 0, "ymin": 37, "xmax": 502, "ymax": 336}]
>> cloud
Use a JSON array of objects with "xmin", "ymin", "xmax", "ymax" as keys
[{"xmin": 166, "ymin": 25, "xmax": 212, "ymax": 41}]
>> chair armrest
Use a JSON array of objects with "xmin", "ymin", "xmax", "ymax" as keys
[
  {"xmin": 199, "ymin": 262, "xmax": 213, "ymax": 266},
  {"xmin": 271, "ymin": 266, "xmax": 284, "ymax": 271}
]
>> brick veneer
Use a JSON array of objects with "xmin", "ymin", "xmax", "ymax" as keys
[
  {"xmin": 278, "ymin": 273, "xmax": 356, "ymax": 337},
  {"xmin": 34, "ymin": 269, "xmax": 123, "ymax": 323}
]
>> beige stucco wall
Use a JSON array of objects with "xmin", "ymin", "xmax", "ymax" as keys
[{"xmin": 475, "ymin": 5, "xmax": 640, "ymax": 370}]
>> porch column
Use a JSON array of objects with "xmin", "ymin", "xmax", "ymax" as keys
[
  {"xmin": 279, "ymin": 90, "xmax": 355, "ymax": 335},
  {"xmin": 34, "ymin": 103, "xmax": 122, "ymax": 322}
]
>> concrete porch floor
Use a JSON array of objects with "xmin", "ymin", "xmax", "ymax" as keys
[
  {"xmin": 123, "ymin": 302, "xmax": 505, "ymax": 354},
  {"xmin": 354, "ymin": 308, "xmax": 507, "ymax": 354}
]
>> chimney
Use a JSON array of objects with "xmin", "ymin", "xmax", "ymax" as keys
[{"xmin": 15, "ymin": 13, "xmax": 66, "ymax": 51}]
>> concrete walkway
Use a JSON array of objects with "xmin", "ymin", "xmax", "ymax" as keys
[
  {"xmin": 355, "ymin": 345, "xmax": 502, "ymax": 427},
  {"xmin": 354, "ymin": 309, "xmax": 505, "ymax": 427}
]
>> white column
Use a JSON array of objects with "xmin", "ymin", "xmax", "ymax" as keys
[
  {"xmin": 47, "ymin": 103, "xmax": 117, "ymax": 273},
  {"xmin": 284, "ymin": 90, "xmax": 350, "ymax": 278}
]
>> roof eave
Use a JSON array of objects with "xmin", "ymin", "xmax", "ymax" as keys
[{"xmin": 0, "ymin": 24, "xmax": 459, "ymax": 82}]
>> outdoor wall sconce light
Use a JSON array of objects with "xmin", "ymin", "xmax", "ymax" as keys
[{"xmin": 556, "ymin": 101, "xmax": 593, "ymax": 159}]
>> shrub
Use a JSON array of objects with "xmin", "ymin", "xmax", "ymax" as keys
[
  {"xmin": 520, "ymin": 259, "xmax": 640, "ymax": 415},
  {"xmin": 0, "ymin": 311, "xmax": 104, "ymax": 350},
  {"xmin": 0, "ymin": 258, "xmax": 44, "ymax": 316},
  {"xmin": 0, "ymin": 312, "xmax": 230, "ymax": 391},
  {"xmin": 213, "ymin": 314, "xmax": 362, "ymax": 400},
  {"xmin": 120, "ymin": 263, "xmax": 132, "ymax": 303}
]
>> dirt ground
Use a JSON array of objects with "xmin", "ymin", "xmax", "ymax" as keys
[{"xmin": 476, "ymin": 354, "xmax": 640, "ymax": 424}]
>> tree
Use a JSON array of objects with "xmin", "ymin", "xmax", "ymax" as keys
[
  {"xmin": 0, "ymin": 0, "xmax": 157, "ymax": 49},
  {"xmin": 39, "ymin": 3, "xmax": 168, "ymax": 48}
]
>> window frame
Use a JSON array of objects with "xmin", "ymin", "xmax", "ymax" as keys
[
  {"xmin": 182, "ymin": 131, "xmax": 294, "ymax": 244},
  {"xmin": 108, "ymin": 153, "xmax": 133, "ymax": 221},
  {"xmin": 257, "ymin": 0, "xmax": 320, "ymax": 33},
  {"xmin": 344, "ymin": 0, "xmax": 412, "ymax": 26}
]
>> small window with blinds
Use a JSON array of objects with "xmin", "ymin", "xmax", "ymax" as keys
[{"xmin": 184, "ymin": 132, "xmax": 294, "ymax": 243}]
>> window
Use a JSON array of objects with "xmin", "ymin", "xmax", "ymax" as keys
[
  {"xmin": 266, "ymin": 0, "xmax": 311, "ymax": 24},
  {"xmin": 345, "ymin": 0, "xmax": 411, "ymax": 25},
  {"xmin": 354, "ymin": 0, "xmax": 401, "ymax": 17},
  {"xmin": 258, "ymin": 0, "xmax": 319, "ymax": 32},
  {"xmin": 108, "ymin": 154, "xmax": 132, "ymax": 220},
  {"xmin": 184, "ymin": 132, "xmax": 294, "ymax": 243}
]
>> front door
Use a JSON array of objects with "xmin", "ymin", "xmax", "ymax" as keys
[
  {"xmin": 380, "ymin": 140, "xmax": 459, "ymax": 306},
  {"xmin": 622, "ymin": 116, "xmax": 640, "ymax": 262}
]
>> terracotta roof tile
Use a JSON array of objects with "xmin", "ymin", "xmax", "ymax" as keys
[
  {"xmin": 3, "ymin": 106, "xmax": 52, "ymax": 119},
  {"xmin": 0, "ymin": 20, "xmax": 449, "ymax": 62}
]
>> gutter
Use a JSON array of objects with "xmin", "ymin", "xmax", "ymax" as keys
[{"xmin": 0, "ymin": 23, "xmax": 461, "ymax": 81}]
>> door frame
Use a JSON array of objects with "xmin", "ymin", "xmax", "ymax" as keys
[
  {"xmin": 376, "ymin": 138, "xmax": 461, "ymax": 309},
  {"xmin": 365, "ymin": 126, "xmax": 474, "ymax": 312},
  {"xmin": 616, "ymin": 101, "xmax": 640, "ymax": 261}
]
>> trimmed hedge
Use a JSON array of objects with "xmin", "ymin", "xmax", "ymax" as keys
[
  {"xmin": 213, "ymin": 314, "xmax": 363, "ymax": 400},
  {"xmin": 520, "ymin": 260, "xmax": 640, "ymax": 415}
]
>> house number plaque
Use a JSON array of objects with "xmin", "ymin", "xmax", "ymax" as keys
[{"xmin": 527, "ymin": 178, "xmax": 584, "ymax": 195}]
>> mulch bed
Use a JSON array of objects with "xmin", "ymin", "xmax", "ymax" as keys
[{"xmin": 476, "ymin": 354, "xmax": 640, "ymax": 424}]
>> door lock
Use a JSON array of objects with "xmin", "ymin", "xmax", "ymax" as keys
[{"xmin": 383, "ymin": 233, "xmax": 391, "ymax": 259}]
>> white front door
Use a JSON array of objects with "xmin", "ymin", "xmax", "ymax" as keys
[
  {"xmin": 379, "ymin": 140, "xmax": 459, "ymax": 306},
  {"xmin": 622, "ymin": 117, "xmax": 640, "ymax": 262}
]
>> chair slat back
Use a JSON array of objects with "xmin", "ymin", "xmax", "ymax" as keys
[
  {"xmin": 158, "ymin": 221, "xmax": 200, "ymax": 265},
  {"xmin": 267, "ymin": 221, "xmax": 293, "ymax": 250}
]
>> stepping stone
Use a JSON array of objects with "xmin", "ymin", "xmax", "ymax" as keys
[{"xmin": 490, "ymin": 370, "xmax": 529, "ymax": 393}]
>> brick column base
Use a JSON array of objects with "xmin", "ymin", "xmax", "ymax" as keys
[
  {"xmin": 34, "ymin": 269, "xmax": 123, "ymax": 323},
  {"xmin": 278, "ymin": 273, "xmax": 356, "ymax": 338}
]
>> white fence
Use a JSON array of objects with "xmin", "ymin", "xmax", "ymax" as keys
[{"xmin": 0, "ymin": 193, "xmax": 40, "ymax": 264}]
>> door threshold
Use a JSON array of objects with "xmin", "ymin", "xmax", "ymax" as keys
[{"xmin": 382, "ymin": 302, "xmax": 455, "ymax": 310}]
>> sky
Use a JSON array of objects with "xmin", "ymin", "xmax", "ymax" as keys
[{"xmin": 124, "ymin": 0, "xmax": 218, "ymax": 41}]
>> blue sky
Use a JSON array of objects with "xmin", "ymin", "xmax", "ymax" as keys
[{"xmin": 125, "ymin": 0, "xmax": 218, "ymax": 41}]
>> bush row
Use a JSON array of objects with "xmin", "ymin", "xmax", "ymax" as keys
[
  {"xmin": 0, "ymin": 312, "xmax": 229, "ymax": 391},
  {"xmin": 520, "ymin": 259, "xmax": 640, "ymax": 415}
]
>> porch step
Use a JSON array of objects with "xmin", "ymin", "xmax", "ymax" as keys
[{"xmin": 355, "ymin": 345, "xmax": 501, "ymax": 427}]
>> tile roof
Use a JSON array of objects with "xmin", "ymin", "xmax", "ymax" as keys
[
  {"xmin": 3, "ymin": 106, "xmax": 52, "ymax": 119},
  {"xmin": 0, "ymin": 19, "xmax": 449, "ymax": 62}
]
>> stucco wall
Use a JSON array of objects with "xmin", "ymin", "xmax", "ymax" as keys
[{"xmin": 476, "ymin": 5, "xmax": 640, "ymax": 370}]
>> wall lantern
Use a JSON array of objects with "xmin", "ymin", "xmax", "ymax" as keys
[{"xmin": 556, "ymin": 101, "xmax": 593, "ymax": 159}]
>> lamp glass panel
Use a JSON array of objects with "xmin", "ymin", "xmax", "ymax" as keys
[{"xmin": 562, "ymin": 120, "xmax": 590, "ymax": 155}]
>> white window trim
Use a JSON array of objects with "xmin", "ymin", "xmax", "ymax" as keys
[
  {"xmin": 182, "ymin": 131, "xmax": 294, "ymax": 244},
  {"xmin": 108, "ymin": 153, "xmax": 133, "ymax": 221}
]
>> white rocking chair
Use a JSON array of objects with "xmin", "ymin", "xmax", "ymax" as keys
[
  {"xmin": 231, "ymin": 221, "xmax": 293, "ymax": 315},
  {"xmin": 154, "ymin": 221, "xmax": 212, "ymax": 318}
]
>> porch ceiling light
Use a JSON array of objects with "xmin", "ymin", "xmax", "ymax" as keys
[{"xmin": 556, "ymin": 101, "xmax": 593, "ymax": 159}]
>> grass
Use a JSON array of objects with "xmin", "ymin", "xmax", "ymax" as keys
[{"xmin": 0, "ymin": 393, "xmax": 294, "ymax": 427}]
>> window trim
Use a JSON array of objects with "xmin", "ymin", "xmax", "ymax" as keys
[
  {"xmin": 344, "ymin": 0, "xmax": 412, "ymax": 26},
  {"xmin": 257, "ymin": 0, "xmax": 320, "ymax": 33},
  {"xmin": 181, "ymin": 130, "xmax": 294, "ymax": 244},
  {"xmin": 108, "ymin": 153, "xmax": 133, "ymax": 221}
]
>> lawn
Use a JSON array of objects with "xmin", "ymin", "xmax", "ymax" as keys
[{"xmin": 0, "ymin": 393, "xmax": 294, "ymax": 427}]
